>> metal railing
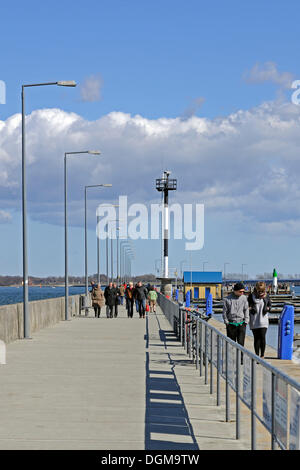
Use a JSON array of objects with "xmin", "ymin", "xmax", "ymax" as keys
[{"xmin": 157, "ymin": 292, "xmax": 300, "ymax": 450}]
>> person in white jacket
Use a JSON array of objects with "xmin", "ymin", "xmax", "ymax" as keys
[{"xmin": 247, "ymin": 281, "xmax": 271, "ymax": 359}]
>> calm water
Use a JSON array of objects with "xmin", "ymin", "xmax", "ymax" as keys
[{"xmin": 0, "ymin": 286, "xmax": 87, "ymax": 306}]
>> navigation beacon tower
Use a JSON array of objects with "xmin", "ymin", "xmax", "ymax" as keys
[{"xmin": 156, "ymin": 170, "xmax": 177, "ymax": 294}]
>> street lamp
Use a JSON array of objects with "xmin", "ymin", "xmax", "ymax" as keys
[
  {"xmin": 120, "ymin": 241, "xmax": 130, "ymax": 283},
  {"xmin": 64, "ymin": 150, "xmax": 101, "ymax": 321},
  {"xmin": 180, "ymin": 259, "xmax": 187, "ymax": 279},
  {"xmin": 96, "ymin": 204, "xmax": 118, "ymax": 285},
  {"xmin": 242, "ymin": 264, "xmax": 247, "ymax": 282},
  {"xmin": 155, "ymin": 259, "xmax": 161, "ymax": 276},
  {"xmin": 120, "ymin": 241, "xmax": 133, "ymax": 283},
  {"xmin": 103, "ymin": 214, "xmax": 121, "ymax": 283},
  {"xmin": 22, "ymin": 80, "xmax": 76, "ymax": 339},
  {"xmin": 84, "ymin": 184, "xmax": 112, "ymax": 300},
  {"xmin": 224, "ymin": 262, "xmax": 230, "ymax": 281},
  {"xmin": 124, "ymin": 248, "xmax": 134, "ymax": 282}
]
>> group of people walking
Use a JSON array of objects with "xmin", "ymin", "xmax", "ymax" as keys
[
  {"xmin": 91, "ymin": 281, "xmax": 158, "ymax": 319},
  {"xmin": 92, "ymin": 278, "xmax": 271, "ymax": 358},
  {"xmin": 223, "ymin": 281, "xmax": 271, "ymax": 359}
]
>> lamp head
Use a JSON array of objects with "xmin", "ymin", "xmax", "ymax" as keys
[{"xmin": 57, "ymin": 81, "xmax": 77, "ymax": 87}]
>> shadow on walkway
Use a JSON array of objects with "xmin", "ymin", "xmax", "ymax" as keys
[{"xmin": 144, "ymin": 314, "xmax": 199, "ymax": 450}]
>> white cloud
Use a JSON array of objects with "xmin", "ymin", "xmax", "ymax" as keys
[
  {"xmin": 181, "ymin": 96, "xmax": 205, "ymax": 120},
  {"xmin": 80, "ymin": 74, "xmax": 103, "ymax": 102},
  {"xmin": 244, "ymin": 61, "xmax": 294, "ymax": 89},
  {"xmin": 0, "ymin": 209, "xmax": 12, "ymax": 223},
  {"xmin": 1, "ymin": 100, "xmax": 300, "ymax": 234}
]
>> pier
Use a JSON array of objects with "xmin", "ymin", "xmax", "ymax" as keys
[{"xmin": 0, "ymin": 296, "xmax": 299, "ymax": 450}]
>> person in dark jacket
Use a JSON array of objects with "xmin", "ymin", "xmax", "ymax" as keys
[
  {"xmin": 113, "ymin": 282, "xmax": 121, "ymax": 318},
  {"xmin": 104, "ymin": 282, "xmax": 118, "ymax": 318},
  {"xmin": 125, "ymin": 282, "xmax": 135, "ymax": 318},
  {"xmin": 134, "ymin": 281, "xmax": 148, "ymax": 318},
  {"xmin": 247, "ymin": 281, "xmax": 271, "ymax": 359}
]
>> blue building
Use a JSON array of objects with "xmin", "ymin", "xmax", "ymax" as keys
[{"xmin": 183, "ymin": 271, "xmax": 223, "ymax": 300}]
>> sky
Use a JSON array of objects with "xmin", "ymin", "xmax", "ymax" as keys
[{"xmin": 1, "ymin": 0, "xmax": 300, "ymax": 279}]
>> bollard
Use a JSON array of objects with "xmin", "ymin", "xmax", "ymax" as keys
[
  {"xmin": 0, "ymin": 340, "xmax": 6, "ymax": 365},
  {"xmin": 185, "ymin": 290, "xmax": 191, "ymax": 308},
  {"xmin": 206, "ymin": 293, "xmax": 213, "ymax": 316},
  {"xmin": 278, "ymin": 304, "xmax": 294, "ymax": 359},
  {"xmin": 82, "ymin": 295, "xmax": 90, "ymax": 317}
]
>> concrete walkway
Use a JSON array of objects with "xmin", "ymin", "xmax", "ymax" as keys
[{"xmin": 0, "ymin": 303, "xmax": 250, "ymax": 450}]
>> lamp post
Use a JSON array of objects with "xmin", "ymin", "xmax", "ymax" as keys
[
  {"xmin": 155, "ymin": 259, "xmax": 160, "ymax": 277},
  {"xmin": 64, "ymin": 150, "xmax": 101, "ymax": 321},
  {"xmin": 106, "ymin": 216, "xmax": 123, "ymax": 284},
  {"xmin": 242, "ymin": 264, "xmax": 247, "ymax": 282},
  {"xmin": 224, "ymin": 262, "xmax": 230, "ymax": 281},
  {"xmin": 120, "ymin": 241, "xmax": 130, "ymax": 283},
  {"xmin": 124, "ymin": 248, "xmax": 134, "ymax": 282},
  {"xmin": 84, "ymin": 184, "xmax": 112, "ymax": 299},
  {"xmin": 96, "ymin": 204, "xmax": 118, "ymax": 285},
  {"xmin": 22, "ymin": 80, "xmax": 76, "ymax": 339},
  {"xmin": 120, "ymin": 241, "xmax": 132, "ymax": 283}
]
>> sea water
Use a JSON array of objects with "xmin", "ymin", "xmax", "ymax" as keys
[{"xmin": 0, "ymin": 285, "xmax": 86, "ymax": 306}]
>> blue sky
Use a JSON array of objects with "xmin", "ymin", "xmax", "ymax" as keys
[{"xmin": 1, "ymin": 1, "xmax": 300, "ymax": 279}]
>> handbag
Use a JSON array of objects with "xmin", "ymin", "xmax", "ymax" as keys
[{"xmin": 146, "ymin": 303, "xmax": 150, "ymax": 312}]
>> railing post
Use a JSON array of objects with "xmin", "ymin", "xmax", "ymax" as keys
[
  {"xmin": 236, "ymin": 348, "xmax": 240, "ymax": 440},
  {"xmin": 217, "ymin": 335, "xmax": 221, "ymax": 406},
  {"xmin": 191, "ymin": 318, "xmax": 195, "ymax": 363},
  {"xmin": 181, "ymin": 309, "xmax": 184, "ymax": 347},
  {"xmin": 226, "ymin": 341, "xmax": 230, "ymax": 422},
  {"xmin": 205, "ymin": 324, "xmax": 208, "ymax": 385},
  {"xmin": 251, "ymin": 359, "xmax": 257, "ymax": 450},
  {"xmin": 271, "ymin": 372, "xmax": 276, "ymax": 450},
  {"xmin": 199, "ymin": 321, "xmax": 203, "ymax": 377},
  {"xmin": 196, "ymin": 318, "xmax": 199, "ymax": 370},
  {"xmin": 210, "ymin": 329, "xmax": 213, "ymax": 394},
  {"xmin": 184, "ymin": 311, "xmax": 187, "ymax": 351},
  {"xmin": 188, "ymin": 317, "xmax": 192, "ymax": 358}
]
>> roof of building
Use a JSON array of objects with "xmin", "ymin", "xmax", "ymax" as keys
[{"xmin": 183, "ymin": 271, "xmax": 223, "ymax": 283}]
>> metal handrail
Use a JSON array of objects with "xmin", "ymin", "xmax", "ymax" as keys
[
  {"xmin": 158, "ymin": 292, "xmax": 300, "ymax": 450},
  {"xmin": 182, "ymin": 307, "xmax": 300, "ymax": 450}
]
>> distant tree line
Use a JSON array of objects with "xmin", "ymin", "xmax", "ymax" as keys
[
  {"xmin": 224, "ymin": 273, "xmax": 249, "ymax": 280},
  {"xmin": 256, "ymin": 272, "xmax": 284, "ymax": 279},
  {"xmin": 0, "ymin": 273, "xmax": 157, "ymax": 286}
]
